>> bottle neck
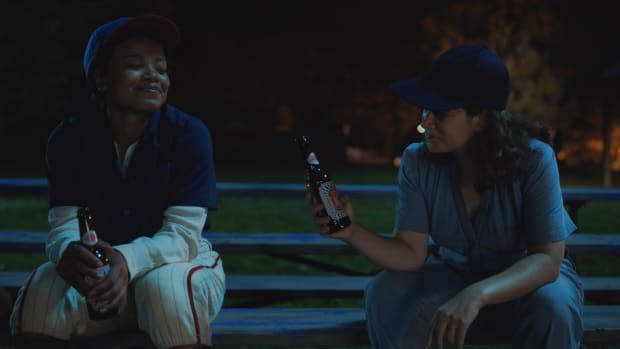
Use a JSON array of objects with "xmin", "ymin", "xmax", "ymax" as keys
[{"xmin": 81, "ymin": 229, "xmax": 99, "ymax": 247}]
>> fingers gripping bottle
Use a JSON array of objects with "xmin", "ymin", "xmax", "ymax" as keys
[
  {"xmin": 295, "ymin": 135, "xmax": 351, "ymax": 233},
  {"xmin": 77, "ymin": 207, "xmax": 113, "ymax": 320}
]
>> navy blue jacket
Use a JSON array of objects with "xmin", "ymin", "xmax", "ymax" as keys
[{"xmin": 45, "ymin": 104, "xmax": 217, "ymax": 245}]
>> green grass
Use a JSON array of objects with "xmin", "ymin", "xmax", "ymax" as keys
[
  {"xmin": 0, "ymin": 194, "xmax": 48, "ymax": 230},
  {"xmin": 216, "ymin": 165, "xmax": 400, "ymax": 184},
  {"xmin": 578, "ymin": 201, "xmax": 620, "ymax": 232}
]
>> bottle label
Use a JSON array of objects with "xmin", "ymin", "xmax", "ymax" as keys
[
  {"xmin": 81, "ymin": 229, "xmax": 98, "ymax": 247},
  {"xmin": 318, "ymin": 181, "xmax": 348, "ymax": 220},
  {"xmin": 306, "ymin": 152, "xmax": 320, "ymax": 165}
]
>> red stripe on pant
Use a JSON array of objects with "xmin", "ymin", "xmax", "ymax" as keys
[{"xmin": 187, "ymin": 256, "xmax": 221, "ymax": 345}]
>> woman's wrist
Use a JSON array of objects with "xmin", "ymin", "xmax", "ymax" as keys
[
  {"xmin": 112, "ymin": 248, "xmax": 131, "ymax": 283},
  {"xmin": 340, "ymin": 222, "xmax": 360, "ymax": 243},
  {"xmin": 464, "ymin": 282, "xmax": 488, "ymax": 308}
]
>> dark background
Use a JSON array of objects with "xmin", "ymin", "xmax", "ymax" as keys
[{"xmin": 1, "ymin": 0, "xmax": 619, "ymax": 181}]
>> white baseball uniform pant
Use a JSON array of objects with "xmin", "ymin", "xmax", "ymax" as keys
[{"xmin": 10, "ymin": 250, "xmax": 225, "ymax": 349}]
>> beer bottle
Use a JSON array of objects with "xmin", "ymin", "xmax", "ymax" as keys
[
  {"xmin": 295, "ymin": 135, "xmax": 351, "ymax": 233},
  {"xmin": 77, "ymin": 207, "xmax": 113, "ymax": 320}
]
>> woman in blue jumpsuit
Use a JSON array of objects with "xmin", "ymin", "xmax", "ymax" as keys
[{"xmin": 308, "ymin": 44, "xmax": 583, "ymax": 348}]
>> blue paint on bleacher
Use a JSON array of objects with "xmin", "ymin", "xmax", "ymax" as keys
[{"xmin": 2, "ymin": 178, "xmax": 620, "ymax": 201}]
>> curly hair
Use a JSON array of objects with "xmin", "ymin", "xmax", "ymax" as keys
[
  {"xmin": 471, "ymin": 110, "xmax": 551, "ymax": 191},
  {"xmin": 424, "ymin": 109, "xmax": 551, "ymax": 191}
]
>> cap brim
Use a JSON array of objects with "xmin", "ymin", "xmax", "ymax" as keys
[
  {"xmin": 106, "ymin": 14, "xmax": 180, "ymax": 51},
  {"xmin": 389, "ymin": 74, "xmax": 462, "ymax": 111}
]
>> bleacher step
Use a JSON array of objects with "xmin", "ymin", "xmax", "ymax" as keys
[
  {"xmin": 1, "ymin": 231, "xmax": 619, "ymax": 255},
  {"xmin": 1, "ymin": 272, "xmax": 619, "ymax": 301},
  {"xmin": 48, "ymin": 306, "xmax": 620, "ymax": 347}
]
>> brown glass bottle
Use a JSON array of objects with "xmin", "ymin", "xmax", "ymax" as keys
[
  {"xmin": 295, "ymin": 135, "xmax": 351, "ymax": 233},
  {"xmin": 77, "ymin": 207, "xmax": 113, "ymax": 320}
]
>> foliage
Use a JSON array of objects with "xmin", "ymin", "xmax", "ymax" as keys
[{"xmin": 418, "ymin": 0, "xmax": 569, "ymax": 127}]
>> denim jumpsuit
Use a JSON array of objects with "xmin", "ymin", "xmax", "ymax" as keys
[{"xmin": 364, "ymin": 140, "xmax": 583, "ymax": 348}]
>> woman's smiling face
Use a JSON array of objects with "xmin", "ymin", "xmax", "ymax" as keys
[{"xmin": 96, "ymin": 36, "xmax": 170, "ymax": 114}]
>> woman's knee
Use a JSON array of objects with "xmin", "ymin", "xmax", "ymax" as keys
[
  {"xmin": 514, "ymin": 283, "xmax": 583, "ymax": 348},
  {"xmin": 364, "ymin": 270, "xmax": 392, "ymax": 312},
  {"xmin": 364, "ymin": 270, "xmax": 415, "ymax": 320},
  {"xmin": 363, "ymin": 269, "xmax": 438, "ymax": 321},
  {"xmin": 10, "ymin": 262, "xmax": 83, "ymax": 339},
  {"xmin": 135, "ymin": 263, "xmax": 224, "ymax": 320},
  {"xmin": 523, "ymin": 288, "xmax": 580, "ymax": 326},
  {"xmin": 364, "ymin": 264, "xmax": 465, "ymax": 318},
  {"xmin": 516, "ymin": 272, "xmax": 583, "ymax": 341},
  {"xmin": 364, "ymin": 267, "xmax": 465, "ymax": 349},
  {"xmin": 134, "ymin": 262, "xmax": 225, "ymax": 348}
]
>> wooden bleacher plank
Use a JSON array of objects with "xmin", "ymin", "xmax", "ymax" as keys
[
  {"xmin": 2, "ymin": 178, "xmax": 620, "ymax": 201},
  {"xmin": 566, "ymin": 233, "xmax": 620, "ymax": 255},
  {"xmin": 0, "ymin": 231, "xmax": 350, "ymax": 254},
  {"xmin": 2, "ymin": 230, "xmax": 619, "ymax": 255},
  {"xmin": 210, "ymin": 232, "xmax": 620, "ymax": 256},
  {"xmin": 0, "ymin": 178, "xmax": 47, "ymax": 193},
  {"xmin": 581, "ymin": 305, "xmax": 620, "ymax": 343},
  {"xmin": 226, "ymin": 275, "xmax": 369, "ymax": 297},
  {"xmin": 29, "ymin": 305, "xmax": 620, "ymax": 347},
  {"xmin": 214, "ymin": 305, "xmax": 620, "ymax": 346},
  {"xmin": 226, "ymin": 275, "xmax": 620, "ymax": 300},
  {"xmin": 562, "ymin": 188, "xmax": 620, "ymax": 201},
  {"xmin": 2, "ymin": 272, "xmax": 619, "ymax": 301},
  {"xmin": 0, "ymin": 272, "xmax": 27, "ymax": 288},
  {"xmin": 0, "ymin": 230, "xmax": 354, "ymax": 254},
  {"xmin": 65, "ymin": 308, "xmax": 365, "ymax": 348},
  {"xmin": 213, "ymin": 308, "xmax": 368, "ymax": 347},
  {"xmin": 209, "ymin": 232, "xmax": 351, "ymax": 255},
  {"xmin": 0, "ymin": 230, "xmax": 46, "ymax": 253}
]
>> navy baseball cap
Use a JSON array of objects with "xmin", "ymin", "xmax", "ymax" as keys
[
  {"xmin": 83, "ymin": 14, "xmax": 180, "ymax": 79},
  {"xmin": 390, "ymin": 44, "xmax": 510, "ymax": 111}
]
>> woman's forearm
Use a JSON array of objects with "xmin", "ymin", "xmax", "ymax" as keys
[
  {"xmin": 344, "ymin": 223, "xmax": 427, "ymax": 272},
  {"xmin": 468, "ymin": 250, "xmax": 562, "ymax": 307}
]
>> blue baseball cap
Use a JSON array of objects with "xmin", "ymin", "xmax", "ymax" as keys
[
  {"xmin": 83, "ymin": 14, "xmax": 180, "ymax": 79},
  {"xmin": 390, "ymin": 44, "xmax": 511, "ymax": 111}
]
